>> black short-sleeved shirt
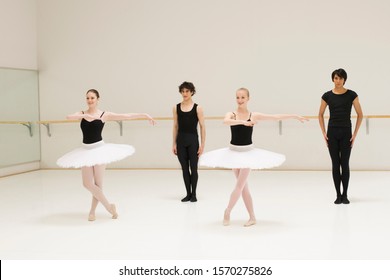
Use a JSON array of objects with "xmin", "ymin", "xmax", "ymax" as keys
[{"xmin": 322, "ymin": 89, "xmax": 358, "ymax": 127}]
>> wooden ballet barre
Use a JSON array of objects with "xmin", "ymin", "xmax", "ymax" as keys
[
  {"xmin": 38, "ymin": 117, "xmax": 224, "ymax": 137},
  {"xmin": 38, "ymin": 120, "xmax": 78, "ymax": 124},
  {"xmin": 257, "ymin": 115, "xmax": 388, "ymax": 135},
  {"xmin": 365, "ymin": 115, "xmax": 390, "ymax": 118},
  {"xmin": 129, "ymin": 116, "xmax": 225, "ymax": 121},
  {"xmin": 362, "ymin": 115, "xmax": 390, "ymax": 134},
  {"xmin": 37, "ymin": 115, "xmax": 390, "ymax": 137},
  {"xmin": 38, "ymin": 120, "xmax": 78, "ymax": 137},
  {"xmin": 38, "ymin": 119, "xmax": 125, "ymax": 137},
  {"xmin": 301, "ymin": 115, "xmax": 390, "ymax": 135},
  {"xmin": 0, "ymin": 121, "xmax": 34, "ymax": 137},
  {"xmin": 0, "ymin": 121, "xmax": 32, "ymax": 124}
]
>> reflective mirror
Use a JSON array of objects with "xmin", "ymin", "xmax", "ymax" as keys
[{"xmin": 0, "ymin": 68, "xmax": 40, "ymax": 167}]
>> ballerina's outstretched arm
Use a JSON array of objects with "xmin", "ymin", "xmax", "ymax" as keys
[
  {"xmin": 252, "ymin": 112, "xmax": 308, "ymax": 123},
  {"xmin": 102, "ymin": 112, "xmax": 156, "ymax": 125}
]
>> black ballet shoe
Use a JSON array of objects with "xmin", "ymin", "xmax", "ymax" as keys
[
  {"xmin": 341, "ymin": 195, "xmax": 350, "ymax": 204},
  {"xmin": 334, "ymin": 196, "xmax": 342, "ymax": 204},
  {"xmin": 181, "ymin": 195, "xmax": 191, "ymax": 202},
  {"xmin": 190, "ymin": 195, "xmax": 197, "ymax": 202}
]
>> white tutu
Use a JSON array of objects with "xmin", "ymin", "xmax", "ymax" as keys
[
  {"xmin": 57, "ymin": 140, "xmax": 135, "ymax": 168},
  {"xmin": 199, "ymin": 144, "xmax": 285, "ymax": 169}
]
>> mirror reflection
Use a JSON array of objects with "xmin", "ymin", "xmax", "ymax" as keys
[{"xmin": 0, "ymin": 68, "xmax": 40, "ymax": 167}]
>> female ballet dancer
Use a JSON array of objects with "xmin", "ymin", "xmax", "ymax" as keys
[
  {"xmin": 319, "ymin": 68, "xmax": 363, "ymax": 204},
  {"xmin": 172, "ymin": 81, "xmax": 206, "ymax": 202},
  {"xmin": 200, "ymin": 88, "xmax": 307, "ymax": 226},
  {"xmin": 57, "ymin": 89, "xmax": 155, "ymax": 221}
]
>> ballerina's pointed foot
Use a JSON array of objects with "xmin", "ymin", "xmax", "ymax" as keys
[
  {"xmin": 111, "ymin": 204, "xmax": 118, "ymax": 219},
  {"xmin": 244, "ymin": 219, "xmax": 256, "ymax": 227},
  {"xmin": 88, "ymin": 214, "xmax": 96, "ymax": 222},
  {"xmin": 223, "ymin": 209, "xmax": 230, "ymax": 226}
]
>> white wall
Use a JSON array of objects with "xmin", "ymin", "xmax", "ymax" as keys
[
  {"xmin": 37, "ymin": 0, "xmax": 390, "ymax": 170},
  {"xmin": 0, "ymin": 0, "xmax": 37, "ymax": 69}
]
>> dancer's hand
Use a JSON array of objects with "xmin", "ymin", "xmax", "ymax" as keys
[
  {"xmin": 172, "ymin": 144, "xmax": 177, "ymax": 155},
  {"xmin": 197, "ymin": 145, "xmax": 204, "ymax": 157},
  {"xmin": 350, "ymin": 134, "xmax": 357, "ymax": 147},
  {"xmin": 244, "ymin": 120, "xmax": 257, "ymax": 127},
  {"xmin": 323, "ymin": 133, "xmax": 329, "ymax": 147},
  {"xmin": 297, "ymin": 116, "xmax": 309, "ymax": 123},
  {"xmin": 145, "ymin": 114, "xmax": 156, "ymax": 125}
]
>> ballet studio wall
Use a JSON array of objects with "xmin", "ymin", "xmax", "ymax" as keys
[{"xmin": 2, "ymin": 0, "xmax": 390, "ymax": 173}]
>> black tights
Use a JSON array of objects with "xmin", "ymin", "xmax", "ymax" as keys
[
  {"xmin": 327, "ymin": 127, "xmax": 352, "ymax": 197},
  {"xmin": 177, "ymin": 133, "xmax": 199, "ymax": 197}
]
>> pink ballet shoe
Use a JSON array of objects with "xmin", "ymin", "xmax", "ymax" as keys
[
  {"xmin": 223, "ymin": 209, "xmax": 230, "ymax": 226},
  {"xmin": 244, "ymin": 219, "xmax": 256, "ymax": 227},
  {"xmin": 88, "ymin": 214, "xmax": 96, "ymax": 222},
  {"xmin": 111, "ymin": 204, "xmax": 118, "ymax": 219}
]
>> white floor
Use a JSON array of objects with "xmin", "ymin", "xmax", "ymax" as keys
[{"xmin": 0, "ymin": 169, "xmax": 389, "ymax": 260}]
